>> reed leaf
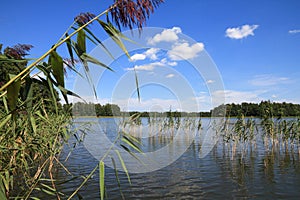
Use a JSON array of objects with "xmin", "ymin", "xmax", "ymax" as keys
[
  {"xmin": 0, "ymin": 114, "xmax": 11, "ymax": 130},
  {"xmin": 49, "ymin": 51, "xmax": 64, "ymax": 87},
  {"xmin": 80, "ymin": 53, "xmax": 114, "ymax": 71},
  {"xmin": 115, "ymin": 150, "xmax": 131, "ymax": 184},
  {"xmin": 30, "ymin": 197, "xmax": 41, "ymax": 200},
  {"xmin": 77, "ymin": 29, "xmax": 86, "ymax": 55},
  {"xmin": 96, "ymin": 20, "xmax": 130, "ymax": 58},
  {"xmin": 111, "ymin": 157, "xmax": 120, "ymax": 188},
  {"xmin": 99, "ymin": 161, "xmax": 105, "ymax": 200},
  {"xmin": 134, "ymin": 68, "xmax": 141, "ymax": 101},
  {"xmin": 121, "ymin": 136, "xmax": 143, "ymax": 153},
  {"xmin": 82, "ymin": 27, "xmax": 114, "ymax": 59},
  {"xmin": 111, "ymin": 157, "xmax": 125, "ymax": 200},
  {"xmin": 2, "ymin": 96, "xmax": 9, "ymax": 113},
  {"xmin": 120, "ymin": 144, "xmax": 144, "ymax": 165},
  {"xmin": 7, "ymin": 74, "xmax": 21, "ymax": 112},
  {"xmin": 30, "ymin": 115, "xmax": 37, "ymax": 134},
  {"xmin": 62, "ymin": 60, "xmax": 84, "ymax": 79},
  {"xmin": 65, "ymin": 33, "xmax": 75, "ymax": 65},
  {"xmin": 0, "ymin": 181, "xmax": 6, "ymax": 200},
  {"xmin": 47, "ymin": 77, "xmax": 58, "ymax": 113},
  {"xmin": 57, "ymin": 85, "xmax": 85, "ymax": 103},
  {"xmin": 121, "ymin": 131, "xmax": 142, "ymax": 145}
]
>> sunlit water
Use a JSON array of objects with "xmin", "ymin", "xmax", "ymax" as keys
[{"xmin": 54, "ymin": 118, "xmax": 300, "ymax": 199}]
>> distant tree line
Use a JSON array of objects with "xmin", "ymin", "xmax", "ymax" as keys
[
  {"xmin": 71, "ymin": 102, "xmax": 121, "ymax": 116},
  {"xmin": 69, "ymin": 101, "xmax": 300, "ymax": 117},
  {"xmin": 127, "ymin": 111, "xmax": 209, "ymax": 118},
  {"xmin": 70, "ymin": 102, "xmax": 211, "ymax": 117},
  {"xmin": 212, "ymin": 101, "xmax": 300, "ymax": 117}
]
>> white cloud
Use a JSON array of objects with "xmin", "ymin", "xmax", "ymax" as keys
[
  {"xmin": 160, "ymin": 58, "xmax": 178, "ymax": 66},
  {"xmin": 125, "ymin": 58, "xmax": 177, "ymax": 71},
  {"xmin": 249, "ymin": 74, "xmax": 290, "ymax": 86},
  {"xmin": 226, "ymin": 24, "xmax": 259, "ymax": 39},
  {"xmin": 130, "ymin": 48, "xmax": 159, "ymax": 61},
  {"xmin": 168, "ymin": 61, "xmax": 178, "ymax": 66},
  {"xmin": 132, "ymin": 64, "xmax": 156, "ymax": 71},
  {"xmin": 130, "ymin": 53, "xmax": 146, "ymax": 61},
  {"xmin": 168, "ymin": 42, "xmax": 204, "ymax": 61},
  {"xmin": 213, "ymin": 90, "xmax": 263, "ymax": 104},
  {"xmin": 289, "ymin": 29, "xmax": 300, "ymax": 34},
  {"xmin": 206, "ymin": 79, "xmax": 215, "ymax": 84},
  {"xmin": 147, "ymin": 27, "xmax": 182, "ymax": 45},
  {"xmin": 271, "ymin": 94, "xmax": 277, "ymax": 98},
  {"xmin": 165, "ymin": 74, "xmax": 175, "ymax": 78},
  {"xmin": 145, "ymin": 48, "xmax": 159, "ymax": 60}
]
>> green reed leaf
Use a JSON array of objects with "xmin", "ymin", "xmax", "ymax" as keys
[
  {"xmin": 83, "ymin": 27, "xmax": 114, "ymax": 59},
  {"xmin": 121, "ymin": 131, "xmax": 141, "ymax": 145},
  {"xmin": 111, "ymin": 157, "xmax": 121, "ymax": 188},
  {"xmin": 0, "ymin": 181, "xmax": 6, "ymax": 200},
  {"xmin": 2, "ymin": 96, "xmax": 9, "ymax": 113},
  {"xmin": 120, "ymin": 144, "xmax": 144, "ymax": 165},
  {"xmin": 77, "ymin": 29, "xmax": 86, "ymax": 55},
  {"xmin": 65, "ymin": 33, "xmax": 75, "ymax": 65},
  {"xmin": 134, "ymin": 68, "xmax": 140, "ymax": 101},
  {"xmin": 111, "ymin": 157, "xmax": 125, "ymax": 199},
  {"xmin": 30, "ymin": 197, "xmax": 41, "ymax": 200},
  {"xmin": 80, "ymin": 53, "xmax": 114, "ymax": 71},
  {"xmin": 57, "ymin": 85, "xmax": 85, "ymax": 103},
  {"xmin": 96, "ymin": 20, "xmax": 130, "ymax": 58},
  {"xmin": 122, "ymin": 136, "xmax": 143, "ymax": 153},
  {"xmin": 7, "ymin": 74, "xmax": 21, "ymax": 112},
  {"xmin": 0, "ymin": 114, "xmax": 11, "ymax": 130},
  {"xmin": 99, "ymin": 161, "xmax": 105, "ymax": 200},
  {"xmin": 30, "ymin": 115, "xmax": 37, "ymax": 134},
  {"xmin": 47, "ymin": 77, "xmax": 58, "ymax": 113},
  {"xmin": 115, "ymin": 150, "xmax": 131, "ymax": 184},
  {"xmin": 50, "ymin": 51, "xmax": 64, "ymax": 87}
]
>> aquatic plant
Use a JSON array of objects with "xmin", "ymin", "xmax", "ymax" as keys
[{"xmin": 0, "ymin": 0, "xmax": 164, "ymax": 199}]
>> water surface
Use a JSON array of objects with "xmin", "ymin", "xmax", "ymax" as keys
[{"xmin": 56, "ymin": 117, "xmax": 300, "ymax": 199}]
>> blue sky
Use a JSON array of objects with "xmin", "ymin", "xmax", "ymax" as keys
[{"xmin": 1, "ymin": 0, "xmax": 300, "ymax": 111}]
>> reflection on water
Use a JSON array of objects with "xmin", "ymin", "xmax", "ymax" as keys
[{"xmin": 55, "ymin": 118, "xmax": 300, "ymax": 199}]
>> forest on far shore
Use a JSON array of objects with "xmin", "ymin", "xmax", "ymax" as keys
[{"xmin": 70, "ymin": 100, "xmax": 300, "ymax": 117}]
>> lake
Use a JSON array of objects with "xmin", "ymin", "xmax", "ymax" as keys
[{"xmin": 54, "ymin": 117, "xmax": 300, "ymax": 199}]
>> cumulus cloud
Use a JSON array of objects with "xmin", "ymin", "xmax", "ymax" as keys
[
  {"xmin": 213, "ymin": 90, "xmax": 262, "ymax": 104},
  {"xmin": 131, "ymin": 53, "xmax": 146, "ymax": 61},
  {"xmin": 145, "ymin": 48, "xmax": 159, "ymax": 60},
  {"xmin": 206, "ymin": 79, "xmax": 215, "ymax": 84},
  {"xmin": 165, "ymin": 74, "xmax": 175, "ymax": 78},
  {"xmin": 288, "ymin": 29, "xmax": 300, "ymax": 34},
  {"xmin": 146, "ymin": 26, "xmax": 205, "ymax": 61},
  {"xmin": 249, "ymin": 74, "xmax": 290, "ymax": 86},
  {"xmin": 125, "ymin": 58, "xmax": 177, "ymax": 71},
  {"xmin": 226, "ymin": 24, "xmax": 259, "ymax": 39},
  {"xmin": 168, "ymin": 61, "xmax": 178, "ymax": 66},
  {"xmin": 160, "ymin": 58, "xmax": 178, "ymax": 66},
  {"xmin": 147, "ymin": 27, "xmax": 182, "ymax": 45},
  {"xmin": 130, "ymin": 48, "xmax": 159, "ymax": 61},
  {"xmin": 168, "ymin": 42, "xmax": 204, "ymax": 60}
]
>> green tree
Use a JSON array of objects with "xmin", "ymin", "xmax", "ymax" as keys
[{"xmin": 0, "ymin": 44, "xmax": 60, "ymax": 113}]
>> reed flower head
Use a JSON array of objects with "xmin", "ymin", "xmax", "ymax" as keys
[
  {"xmin": 74, "ymin": 12, "xmax": 96, "ymax": 26},
  {"xmin": 110, "ymin": 0, "xmax": 164, "ymax": 30},
  {"xmin": 4, "ymin": 44, "xmax": 33, "ymax": 59}
]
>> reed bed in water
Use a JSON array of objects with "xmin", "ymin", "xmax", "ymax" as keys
[
  {"xmin": 220, "ymin": 114, "xmax": 300, "ymax": 159},
  {"xmin": 118, "ymin": 114, "xmax": 202, "ymax": 139},
  {"xmin": 118, "ymin": 112, "xmax": 300, "ymax": 158}
]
